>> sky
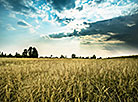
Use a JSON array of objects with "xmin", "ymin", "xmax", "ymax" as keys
[{"xmin": 0, "ymin": 0, "xmax": 138, "ymax": 58}]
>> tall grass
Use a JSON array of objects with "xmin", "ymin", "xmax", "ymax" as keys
[{"xmin": 0, "ymin": 58, "xmax": 138, "ymax": 102}]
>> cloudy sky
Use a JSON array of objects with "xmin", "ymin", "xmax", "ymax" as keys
[{"xmin": 0, "ymin": 0, "xmax": 138, "ymax": 57}]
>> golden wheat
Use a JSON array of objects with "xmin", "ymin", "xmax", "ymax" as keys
[{"xmin": 0, "ymin": 58, "xmax": 138, "ymax": 102}]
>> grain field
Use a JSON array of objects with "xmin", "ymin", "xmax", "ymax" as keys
[{"xmin": 0, "ymin": 58, "xmax": 138, "ymax": 102}]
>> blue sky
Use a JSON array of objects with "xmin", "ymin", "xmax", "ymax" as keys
[{"xmin": 0, "ymin": 0, "xmax": 138, "ymax": 57}]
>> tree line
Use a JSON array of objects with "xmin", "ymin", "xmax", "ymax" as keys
[
  {"xmin": 0, "ymin": 46, "xmax": 38, "ymax": 58},
  {"xmin": 40, "ymin": 54, "xmax": 98, "ymax": 59},
  {"xmin": 0, "ymin": 46, "xmax": 100, "ymax": 59}
]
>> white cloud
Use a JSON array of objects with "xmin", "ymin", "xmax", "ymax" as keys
[
  {"xmin": 40, "ymin": 34, "xmax": 51, "ymax": 39},
  {"xmin": 4, "ymin": 0, "xmax": 138, "ymax": 35},
  {"xmin": 64, "ymin": 19, "xmax": 90, "ymax": 32},
  {"xmin": 103, "ymin": 40, "xmax": 125, "ymax": 44},
  {"xmin": 80, "ymin": 34, "xmax": 125, "ymax": 44},
  {"xmin": 17, "ymin": 20, "xmax": 37, "ymax": 34},
  {"xmin": 7, "ymin": 24, "xmax": 16, "ymax": 31},
  {"xmin": 17, "ymin": 20, "xmax": 32, "ymax": 28},
  {"xmin": 49, "ymin": 0, "xmax": 138, "ymax": 33},
  {"xmin": 126, "ymin": 23, "xmax": 136, "ymax": 27},
  {"xmin": 107, "ymin": 32, "xmax": 118, "ymax": 35}
]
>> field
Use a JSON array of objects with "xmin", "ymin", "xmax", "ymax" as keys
[{"xmin": 0, "ymin": 58, "xmax": 138, "ymax": 102}]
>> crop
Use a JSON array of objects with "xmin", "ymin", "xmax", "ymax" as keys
[{"xmin": 0, "ymin": 58, "xmax": 138, "ymax": 102}]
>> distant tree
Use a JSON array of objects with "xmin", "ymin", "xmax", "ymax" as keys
[
  {"xmin": 82, "ymin": 57, "xmax": 85, "ymax": 59},
  {"xmin": 22, "ymin": 49, "xmax": 28, "ymax": 58},
  {"xmin": 79, "ymin": 56, "xmax": 82, "ymax": 59},
  {"xmin": 1, "ymin": 46, "xmax": 39, "ymax": 58},
  {"xmin": 72, "ymin": 54, "xmax": 76, "ymax": 58},
  {"xmin": 60, "ymin": 55, "xmax": 65, "ymax": 58},
  {"xmin": 7, "ymin": 53, "xmax": 13, "ymax": 57},
  {"xmin": 28, "ymin": 47, "xmax": 33, "ymax": 58},
  {"xmin": 85, "ymin": 57, "xmax": 89, "ymax": 59},
  {"xmin": 32, "ymin": 47, "xmax": 38, "ymax": 58},
  {"xmin": 15, "ymin": 52, "xmax": 21, "ymax": 58},
  {"xmin": 93, "ymin": 55, "xmax": 96, "ymax": 59},
  {"xmin": 98, "ymin": 57, "xmax": 102, "ymax": 59},
  {"xmin": 45, "ymin": 56, "xmax": 48, "ymax": 58},
  {"xmin": 0, "ymin": 52, "xmax": 4, "ymax": 57},
  {"xmin": 91, "ymin": 55, "xmax": 96, "ymax": 59},
  {"xmin": 0, "ymin": 52, "xmax": 6, "ymax": 57},
  {"xmin": 3, "ymin": 53, "xmax": 6, "ymax": 57},
  {"xmin": 39, "ymin": 56, "xmax": 44, "ymax": 58}
]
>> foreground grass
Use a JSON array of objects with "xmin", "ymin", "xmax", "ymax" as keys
[{"xmin": 0, "ymin": 58, "xmax": 138, "ymax": 102}]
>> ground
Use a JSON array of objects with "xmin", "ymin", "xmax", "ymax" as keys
[{"xmin": 0, "ymin": 58, "xmax": 138, "ymax": 102}]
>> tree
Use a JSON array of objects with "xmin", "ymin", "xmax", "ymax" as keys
[
  {"xmin": 22, "ymin": 49, "xmax": 28, "ymax": 58},
  {"xmin": 79, "ymin": 56, "xmax": 82, "ymax": 59},
  {"xmin": 0, "ymin": 52, "xmax": 4, "ymax": 57},
  {"xmin": 15, "ymin": 52, "xmax": 21, "ymax": 58},
  {"xmin": 3, "ymin": 53, "xmax": 6, "ymax": 57},
  {"xmin": 71, "ymin": 54, "xmax": 76, "ymax": 58},
  {"xmin": 60, "ymin": 55, "xmax": 65, "ymax": 58},
  {"xmin": 32, "ymin": 47, "xmax": 38, "ymax": 58},
  {"xmin": 91, "ymin": 55, "xmax": 96, "ymax": 59},
  {"xmin": 93, "ymin": 55, "xmax": 96, "ymax": 59},
  {"xmin": 85, "ymin": 57, "xmax": 89, "ymax": 59},
  {"xmin": 7, "ymin": 53, "xmax": 13, "ymax": 57},
  {"xmin": 98, "ymin": 57, "xmax": 102, "ymax": 59},
  {"xmin": 28, "ymin": 47, "xmax": 33, "ymax": 58}
]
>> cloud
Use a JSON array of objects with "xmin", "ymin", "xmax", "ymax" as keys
[
  {"xmin": 126, "ymin": 23, "xmax": 136, "ymax": 27},
  {"xmin": 48, "ymin": 0, "xmax": 138, "ymax": 32},
  {"xmin": 7, "ymin": 24, "xmax": 16, "ymax": 31},
  {"xmin": 1, "ymin": 0, "xmax": 138, "ymax": 30},
  {"xmin": 81, "ymin": 34, "xmax": 124, "ymax": 43},
  {"xmin": 0, "ymin": 0, "xmax": 36, "ymax": 15},
  {"xmin": 49, "ymin": 33, "xmax": 68, "ymax": 38},
  {"xmin": 40, "ymin": 34, "xmax": 51, "ymax": 40},
  {"xmin": 17, "ymin": 20, "xmax": 31, "ymax": 27},
  {"xmin": 1, "ymin": 0, "xmax": 138, "ymax": 38},
  {"xmin": 76, "ymin": 6, "xmax": 83, "ymax": 11},
  {"xmin": 17, "ymin": 20, "xmax": 37, "ymax": 33},
  {"xmin": 80, "ymin": 34, "xmax": 125, "ymax": 45},
  {"xmin": 46, "ymin": 0, "xmax": 76, "ymax": 12},
  {"xmin": 43, "ymin": 13, "xmax": 138, "ymax": 48},
  {"xmin": 17, "ymin": 21, "xmax": 28, "ymax": 26}
]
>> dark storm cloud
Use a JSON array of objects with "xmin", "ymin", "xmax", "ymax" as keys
[
  {"xmin": 49, "ymin": 33, "xmax": 67, "ymax": 38},
  {"xmin": 48, "ymin": 29, "xmax": 79, "ymax": 38},
  {"xmin": 46, "ymin": 0, "xmax": 76, "ymax": 12},
  {"xmin": 90, "ymin": 14, "xmax": 138, "ymax": 47},
  {"xmin": 0, "ymin": 0, "xmax": 36, "ymax": 14},
  {"xmin": 48, "ymin": 14, "xmax": 138, "ymax": 47},
  {"xmin": 80, "ymin": 14, "xmax": 138, "ymax": 47}
]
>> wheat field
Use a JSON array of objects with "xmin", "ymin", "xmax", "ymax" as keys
[{"xmin": 0, "ymin": 58, "xmax": 138, "ymax": 102}]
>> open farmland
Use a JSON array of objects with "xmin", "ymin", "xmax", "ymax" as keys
[{"xmin": 0, "ymin": 58, "xmax": 138, "ymax": 102}]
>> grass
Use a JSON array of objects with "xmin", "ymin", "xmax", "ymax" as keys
[{"xmin": 0, "ymin": 58, "xmax": 138, "ymax": 102}]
